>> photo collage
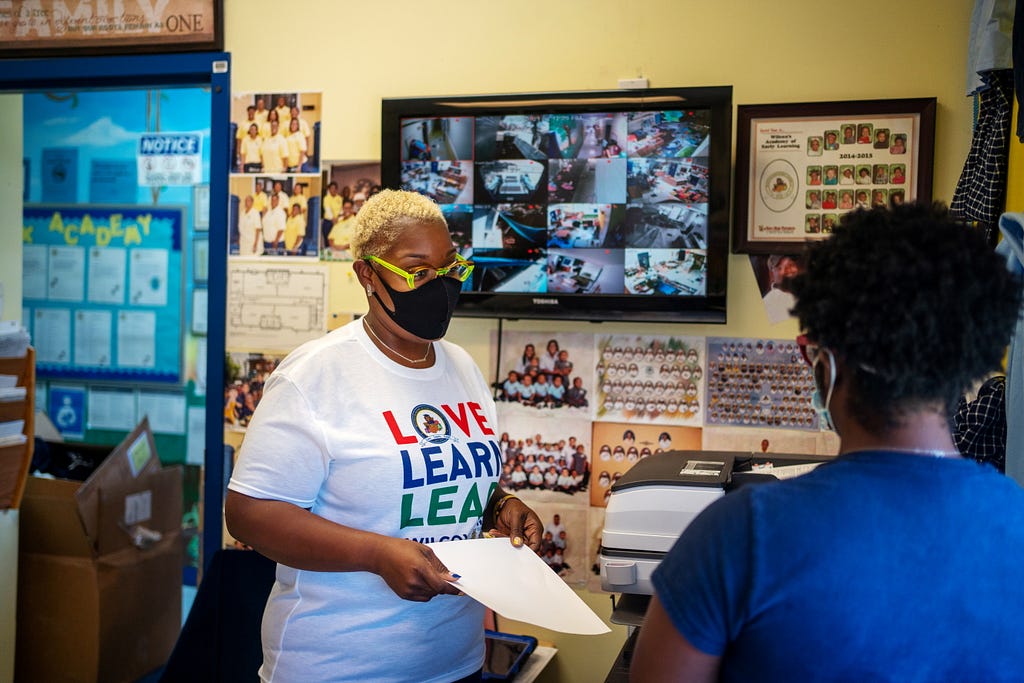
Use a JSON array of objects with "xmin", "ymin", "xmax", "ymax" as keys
[
  {"xmin": 229, "ymin": 92, "xmax": 324, "ymax": 258},
  {"xmin": 399, "ymin": 110, "xmax": 713, "ymax": 297},
  {"xmin": 490, "ymin": 330, "xmax": 838, "ymax": 589},
  {"xmin": 803, "ymin": 120, "xmax": 910, "ymax": 235}
]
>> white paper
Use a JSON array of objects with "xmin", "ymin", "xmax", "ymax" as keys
[
  {"xmin": 0, "ymin": 320, "xmax": 31, "ymax": 359},
  {"xmin": 117, "ymin": 310, "xmax": 156, "ymax": 367},
  {"xmin": 87, "ymin": 247, "xmax": 127, "ymax": 304},
  {"xmin": 427, "ymin": 538, "xmax": 610, "ymax": 635},
  {"xmin": 87, "ymin": 388, "xmax": 137, "ymax": 431},
  {"xmin": 0, "ymin": 420, "xmax": 25, "ymax": 438},
  {"xmin": 226, "ymin": 262, "xmax": 329, "ymax": 352},
  {"xmin": 34, "ymin": 308, "xmax": 72, "ymax": 364},
  {"xmin": 0, "ymin": 387, "xmax": 27, "ymax": 402},
  {"xmin": 129, "ymin": 248, "xmax": 169, "ymax": 306},
  {"xmin": 192, "ymin": 288, "xmax": 208, "ymax": 334},
  {"xmin": 23, "ymin": 245, "xmax": 48, "ymax": 300},
  {"xmin": 137, "ymin": 391, "xmax": 186, "ymax": 434},
  {"xmin": 186, "ymin": 405, "xmax": 206, "ymax": 465},
  {"xmin": 47, "ymin": 246, "xmax": 86, "ymax": 302},
  {"xmin": 74, "ymin": 309, "xmax": 112, "ymax": 366}
]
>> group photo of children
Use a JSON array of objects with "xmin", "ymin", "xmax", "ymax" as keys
[
  {"xmin": 495, "ymin": 332, "xmax": 596, "ymax": 414},
  {"xmin": 498, "ymin": 429, "xmax": 591, "ymax": 497},
  {"xmin": 589, "ymin": 421, "xmax": 702, "ymax": 507},
  {"xmin": 595, "ymin": 333, "xmax": 705, "ymax": 425}
]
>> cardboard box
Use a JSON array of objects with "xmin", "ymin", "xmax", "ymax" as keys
[{"xmin": 16, "ymin": 419, "xmax": 183, "ymax": 683}]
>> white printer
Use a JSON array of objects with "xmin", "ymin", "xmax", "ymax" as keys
[
  {"xmin": 599, "ymin": 450, "xmax": 739, "ymax": 595},
  {"xmin": 599, "ymin": 449, "xmax": 828, "ymax": 596}
]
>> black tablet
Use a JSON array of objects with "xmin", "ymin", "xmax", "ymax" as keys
[{"xmin": 482, "ymin": 629, "xmax": 538, "ymax": 680}]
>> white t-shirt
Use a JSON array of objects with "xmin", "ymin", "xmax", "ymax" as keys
[
  {"xmin": 539, "ymin": 350, "xmax": 558, "ymax": 373},
  {"xmin": 262, "ymin": 205, "xmax": 287, "ymax": 244},
  {"xmin": 229, "ymin": 320, "xmax": 500, "ymax": 682},
  {"xmin": 238, "ymin": 208, "xmax": 264, "ymax": 256},
  {"xmin": 545, "ymin": 520, "xmax": 566, "ymax": 538}
]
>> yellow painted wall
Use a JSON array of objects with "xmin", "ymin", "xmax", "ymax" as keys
[
  {"xmin": 0, "ymin": 94, "xmax": 22, "ymax": 323},
  {"xmin": 224, "ymin": 1, "xmax": 976, "ymax": 680}
]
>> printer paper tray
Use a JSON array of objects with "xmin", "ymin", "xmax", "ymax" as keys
[{"xmin": 598, "ymin": 546, "xmax": 666, "ymax": 595}]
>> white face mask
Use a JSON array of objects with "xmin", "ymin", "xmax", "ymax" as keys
[{"xmin": 811, "ymin": 347, "xmax": 837, "ymax": 431}]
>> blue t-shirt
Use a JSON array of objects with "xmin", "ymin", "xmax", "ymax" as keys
[
  {"xmin": 502, "ymin": 378, "xmax": 522, "ymax": 399},
  {"xmin": 652, "ymin": 450, "xmax": 1024, "ymax": 682}
]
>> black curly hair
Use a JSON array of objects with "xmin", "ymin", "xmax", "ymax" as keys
[{"xmin": 789, "ymin": 202, "xmax": 1022, "ymax": 432}]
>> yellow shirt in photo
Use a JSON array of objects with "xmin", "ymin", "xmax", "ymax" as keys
[{"xmin": 285, "ymin": 214, "xmax": 306, "ymax": 251}]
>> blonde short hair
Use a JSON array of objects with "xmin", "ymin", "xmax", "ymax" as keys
[{"xmin": 350, "ymin": 189, "xmax": 447, "ymax": 260}]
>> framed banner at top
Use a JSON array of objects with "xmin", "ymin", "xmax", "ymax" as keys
[
  {"xmin": 733, "ymin": 98, "xmax": 936, "ymax": 254},
  {"xmin": 0, "ymin": 0, "xmax": 222, "ymax": 57}
]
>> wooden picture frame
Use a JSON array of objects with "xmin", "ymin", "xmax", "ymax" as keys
[
  {"xmin": 0, "ymin": 0, "xmax": 222, "ymax": 57},
  {"xmin": 733, "ymin": 98, "xmax": 936, "ymax": 254}
]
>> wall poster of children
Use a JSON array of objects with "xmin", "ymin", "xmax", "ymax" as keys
[
  {"xmin": 595, "ymin": 333, "xmax": 705, "ymax": 425},
  {"xmin": 494, "ymin": 410, "xmax": 594, "ymax": 587},
  {"xmin": 494, "ymin": 331, "xmax": 595, "ymax": 418}
]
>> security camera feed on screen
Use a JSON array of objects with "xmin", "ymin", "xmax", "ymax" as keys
[{"xmin": 399, "ymin": 109, "xmax": 711, "ymax": 296}]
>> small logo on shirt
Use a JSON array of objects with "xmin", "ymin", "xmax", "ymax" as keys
[{"xmin": 410, "ymin": 404, "xmax": 452, "ymax": 444}]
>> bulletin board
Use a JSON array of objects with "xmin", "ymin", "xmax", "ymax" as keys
[{"xmin": 22, "ymin": 204, "xmax": 186, "ymax": 384}]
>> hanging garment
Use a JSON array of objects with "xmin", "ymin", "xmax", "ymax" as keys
[{"xmin": 952, "ymin": 70, "xmax": 1015, "ymax": 241}]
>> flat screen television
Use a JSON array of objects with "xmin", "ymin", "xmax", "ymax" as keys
[{"xmin": 380, "ymin": 87, "xmax": 732, "ymax": 323}]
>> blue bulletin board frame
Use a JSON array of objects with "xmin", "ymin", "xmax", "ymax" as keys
[
  {"xmin": 24, "ymin": 204, "xmax": 187, "ymax": 384},
  {"xmin": 0, "ymin": 52, "xmax": 230, "ymax": 575}
]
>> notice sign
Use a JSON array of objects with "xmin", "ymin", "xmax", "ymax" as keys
[
  {"xmin": 137, "ymin": 133, "xmax": 202, "ymax": 187},
  {"xmin": 0, "ymin": 0, "xmax": 219, "ymax": 54}
]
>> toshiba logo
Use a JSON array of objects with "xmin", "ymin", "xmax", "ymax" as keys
[{"xmin": 532, "ymin": 298, "xmax": 559, "ymax": 305}]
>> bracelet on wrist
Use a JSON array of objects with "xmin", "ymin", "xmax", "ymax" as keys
[{"xmin": 494, "ymin": 493, "xmax": 518, "ymax": 517}]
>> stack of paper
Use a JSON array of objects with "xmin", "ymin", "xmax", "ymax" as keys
[
  {"xmin": 0, "ymin": 320, "xmax": 30, "ymax": 359},
  {"xmin": 0, "ymin": 419, "xmax": 27, "ymax": 447},
  {"xmin": 0, "ymin": 374, "xmax": 26, "ymax": 402}
]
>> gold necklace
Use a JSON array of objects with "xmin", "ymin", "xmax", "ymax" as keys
[{"xmin": 362, "ymin": 318, "xmax": 432, "ymax": 364}]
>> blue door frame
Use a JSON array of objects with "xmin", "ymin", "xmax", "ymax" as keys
[{"xmin": 1, "ymin": 51, "xmax": 230, "ymax": 576}]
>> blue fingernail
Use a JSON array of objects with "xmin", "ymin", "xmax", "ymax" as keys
[{"xmin": 451, "ymin": 573, "xmax": 461, "ymax": 580}]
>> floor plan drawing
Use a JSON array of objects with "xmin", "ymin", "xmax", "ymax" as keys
[{"xmin": 227, "ymin": 262, "xmax": 329, "ymax": 352}]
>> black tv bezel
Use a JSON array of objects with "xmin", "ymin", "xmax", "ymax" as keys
[{"xmin": 380, "ymin": 86, "xmax": 733, "ymax": 324}]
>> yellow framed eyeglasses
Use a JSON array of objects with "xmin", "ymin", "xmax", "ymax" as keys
[{"xmin": 365, "ymin": 253, "xmax": 474, "ymax": 290}]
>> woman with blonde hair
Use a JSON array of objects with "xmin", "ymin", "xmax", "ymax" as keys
[{"xmin": 227, "ymin": 189, "xmax": 542, "ymax": 682}]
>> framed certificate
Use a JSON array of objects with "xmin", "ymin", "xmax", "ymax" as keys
[{"xmin": 733, "ymin": 98, "xmax": 936, "ymax": 253}]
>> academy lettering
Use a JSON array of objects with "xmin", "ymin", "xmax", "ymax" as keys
[{"xmin": 43, "ymin": 210, "xmax": 151, "ymax": 247}]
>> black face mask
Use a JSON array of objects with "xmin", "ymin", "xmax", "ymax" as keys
[{"xmin": 373, "ymin": 276, "xmax": 462, "ymax": 340}]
